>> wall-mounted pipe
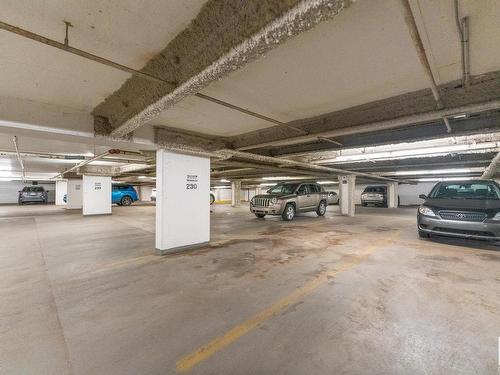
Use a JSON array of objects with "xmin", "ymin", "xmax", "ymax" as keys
[
  {"xmin": 12, "ymin": 136, "xmax": 25, "ymax": 182},
  {"xmin": 52, "ymin": 150, "xmax": 111, "ymax": 179},
  {"xmin": 454, "ymin": 0, "xmax": 470, "ymax": 88}
]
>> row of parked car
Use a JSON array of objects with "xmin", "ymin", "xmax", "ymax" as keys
[{"xmin": 249, "ymin": 179, "xmax": 500, "ymax": 242}]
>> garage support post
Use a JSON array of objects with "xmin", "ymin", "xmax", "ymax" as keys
[
  {"xmin": 231, "ymin": 180, "xmax": 242, "ymax": 207},
  {"xmin": 387, "ymin": 182, "xmax": 399, "ymax": 208},
  {"xmin": 155, "ymin": 148, "xmax": 210, "ymax": 255},
  {"xmin": 338, "ymin": 175, "xmax": 356, "ymax": 216},
  {"xmin": 55, "ymin": 180, "xmax": 67, "ymax": 205},
  {"xmin": 66, "ymin": 178, "xmax": 82, "ymax": 209},
  {"xmin": 82, "ymin": 175, "xmax": 112, "ymax": 215}
]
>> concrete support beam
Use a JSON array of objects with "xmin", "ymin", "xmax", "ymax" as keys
[
  {"xmin": 231, "ymin": 181, "xmax": 242, "ymax": 207},
  {"xmin": 155, "ymin": 149, "xmax": 210, "ymax": 255},
  {"xmin": 92, "ymin": 0, "xmax": 352, "ymax": 138},
  {"xmin": 82, "ymin": 175, "xmax": 112, "ymax": 216},
  {"xmin": 481, "ymin": 152, "xmax": 500, "ymax": 179},
  {"xmin": 387, "ymin": 182, "xmax": 399, "ymax": 208},
  {"xmin": 66, "ymin": 179, "xmax": 82, "ymax": 210},
  {"xmin": 338, "ymin": 175, "xmax": 355, "ymax": 216},
  {"xmin": 55, "ymin": 180, "xmax": 67, "ymax": 206}
]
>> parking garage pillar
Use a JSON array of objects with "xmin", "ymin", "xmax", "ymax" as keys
[
  {"xmin": 82, "ymin": 175, "xmax": 112, "ymax": 216},
  {"xmin": 155, "ymin": 149, "xmax": 210, "ymax": 255},
  {"xmin": 55, "ymin": 180, "xmax": 67, "ymax": 205},
  {"xmin": 338, "ymin": 175, "xmax": 356, "ymax": 216},
  {"xmin": 231, "ymin": 180, "xmax": 241, "ymax": 207},
  {"xmin": 387, "ymin": 182, "xmax": 399, "ymax": 208},
  {"xmin": 66, "ymin": 179, "xmax": 83, "ymax": 210}
]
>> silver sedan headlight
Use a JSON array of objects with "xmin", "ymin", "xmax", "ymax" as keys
[{"xmin": 418, "ymin": 206, "xmax": 436, "ymax": 217}]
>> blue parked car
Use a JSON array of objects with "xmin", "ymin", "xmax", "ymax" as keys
[
  {"xmin": 112, "ymin": 184, "xmax": 138, "ymax": 206},
  {"xmin": 63, "ymin": 184, "xmax": 139, "ymax": 206}
]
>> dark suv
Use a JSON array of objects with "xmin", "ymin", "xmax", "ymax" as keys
[{"xmin": 18, "ymin": 186, "xmax": 48, "ymax": 205}]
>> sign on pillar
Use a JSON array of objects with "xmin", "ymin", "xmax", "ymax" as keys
[
  {"xmin": 338, "ymin": 175, "xmax": 356, "ymax": 216},
  {"xmin": 55, "ymin": 180, "xmax": 67, "ymax": 205},
  {"xmin": 155, "ymin": 149, "xmax": 210, "ymax": 255},
  {"xmin": 82, "ymin": 175, "xmax": 112, "ymax": 216},
  {"xmin": 66, "ymin": 179, "xmax": 82, "ymax": 209}
]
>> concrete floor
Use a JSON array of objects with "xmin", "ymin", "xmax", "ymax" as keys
[{"xmin": 0, "ymin": 203, "xmax": 499, "ymax": 375}]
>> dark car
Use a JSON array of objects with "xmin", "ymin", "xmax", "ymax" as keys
[
  {"xmin": 417, "ymin": 180, "xmax": 500, "ymax": 241},
  {"xmin": 18, "ymin": 186, "xmax": 48, "ymax": 205}
]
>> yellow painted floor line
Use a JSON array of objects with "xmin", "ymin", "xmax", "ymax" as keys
[{"xmin": 176, "ymin": 230, "xmax": 401, "ymax": 373}]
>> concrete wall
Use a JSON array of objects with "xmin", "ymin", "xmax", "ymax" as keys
[
  {"xmin": 82, "ymin": 175, "xmax": 112, "ymax": 216},
  {"xmin": 0, "ymin": 181, "xmax": 55, "ymax": 204},
  {"xmin": 213, "ymin": 188, "xmax": 255, "ymax": 202}
]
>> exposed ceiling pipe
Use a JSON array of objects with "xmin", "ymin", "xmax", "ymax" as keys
[
  {"xmin": 317, "ymin": 136, "xmax": 343, "ymax": 146},
  {"xmin": 442, "ymin": 116, "xmax": 452, "ymax": 133},
  {"xmin": 398, "ymin": 0, "xmax": 443, "ymax": 109},
  {"xmin": 236, "ymin": 98, "xmax": 500, "ymax": 150},
  {"xmin": 454, "ymin": 0, "xmax": 470, "ymax": 88},
  {"xmin": 481, "ymin": 152, "xmax": 500, "ymax": 179},
  {"xmin": 0, "ymin": 20, "xmax": 305, "ymax": 136},
  {"xmin": 52, "ymin": 150, "xmax": 114, "ymax": 179},
  {"xmin": 12, "ymin": 136, "xmax": 25, "ymax": 182},
  {"xmin": 214, "ymin": 149, "xmax": 412, "ymax": 183}
]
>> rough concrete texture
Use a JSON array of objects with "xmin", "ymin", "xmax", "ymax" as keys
[
  {"xmin": 230, "ymin": 70, "xmax": 500, "ymax": 151},
  {"xmin": 155, "ymin": 125, "xmax": 227, "ymax": 153},
  {"xmin": 1, "ymin": 203, "xmax": 499, "ymax": 374},
  {"xmin": 92, "ymin": 0, "xmax": 352, "ymax": 138}
]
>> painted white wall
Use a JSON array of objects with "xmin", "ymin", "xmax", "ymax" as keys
[
  {"xmin": 55, "ymin": 180, "xmax": 67, "ymax": 205},
  {"xmin": 66, "ymin": 179, "xmax": 82, "ymax": 209},
  {"xmin": 0, "ymin": 181, "xmax": 55, "ymax": 204},
  {"xmin": 156, "ymin": 150, "xmax": 210, "ymax": 254},
  {"xmin": 139, "ymin": 185, "xmax": 154, "ymax": 201},
  {"xmin": 82, "ymin": 175, "xmax": 111, "ymax": 216}
]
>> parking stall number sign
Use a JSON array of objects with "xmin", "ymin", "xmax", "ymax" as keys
[
  {"xmin": 95, "ymin": 182, "xmax": 102, "ymax": 190},
  {"xmin": 186, "ymin": 174, "xmax": 198, "ymax": 190}
]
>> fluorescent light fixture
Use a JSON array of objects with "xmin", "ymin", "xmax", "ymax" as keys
[
  {"xmin": 317, "ymin": 181, "xmax": 339, "ymax": 184},
  {"xmin": 451, "ymin": 113, "xmax": 467, "ymax": 119},
  {"xmin": 262, "ymin": 176, "xmax": 303, "ymax": 181},
  {"xmin": 220, "ymin": 179, "xmax": 230, "ymax": 182},
  {"xmin": 394, "ymin": 168, "xmax": 478, "ymax": 176},
  {"xmin": 417, "ymin": 177, "xmax": 475, "ymax": 182},
  {"xmin": 213, "ymin": 185, "xmax": 230, "ymax": 189},
  {"xmin": 0, "ymin": 177, "xmax": 14, "ymax": 181},
  {"xmin": 260, "ymin": 183, "xmax": 276, "ymax": 186},
  {"xmin": 138, "ymin": 176, "xmax": 147, "ymax": 179}
]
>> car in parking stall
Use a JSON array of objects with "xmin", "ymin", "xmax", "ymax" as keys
[
  {"xmin": 326, "ymin": 191, "xmax": 339, "ymax": 205},
  {"xmin": 417, "ymin": 180, "xmax": 500, "ymax": 241},
  {"xmin": 63, "ymin": 184, "xmax": 139, "ymax": 206},
  {"xmin": 250, "ymin": 181, "xmax": 328, "ymax": 221},
  {"xmin": 18, "ymin": 186, "xmax": 49, "ymax": 205}
]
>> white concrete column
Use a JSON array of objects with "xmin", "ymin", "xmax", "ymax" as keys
[
  {"xmin": 155, "ymin": 149, "xmax": 210, "ymax": 255},
  {"xmin": 55, "ymin": 180, "xmax": 67, "ymax": 206},
  {"xmin": 338, "ymin": 175, "xmax": 356, "ymax": 216},
  {"xmin": 231, "ymin": 180, "xmax": 241, "ymax": 207},
  {"xmin": 82, "ymin": 175, "xmax": 112, "ymax": 216},
  {"xmin": 387, "ymin": 182, "xmax": 399, "ymax": 208},
  {"xmin": 66, "ymin": 179, "xmax": 82, "ymax": 209}
]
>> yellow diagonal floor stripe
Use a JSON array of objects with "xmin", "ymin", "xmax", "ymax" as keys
[{"xmin": 176, "ymin": 230, "xmax": 401, "ymax": 372}]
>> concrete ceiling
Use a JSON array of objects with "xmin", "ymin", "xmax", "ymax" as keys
[
  {"xmin": 0, "ymin": 0, "xmax": 499, "ymax": 181},
  {"xmin": 0, "ymin": 0, "xmax": 207, "ymax": 111},
  {"xmin": 149, "ymin": 0, "xmax": 500, "ymax": 136}
]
